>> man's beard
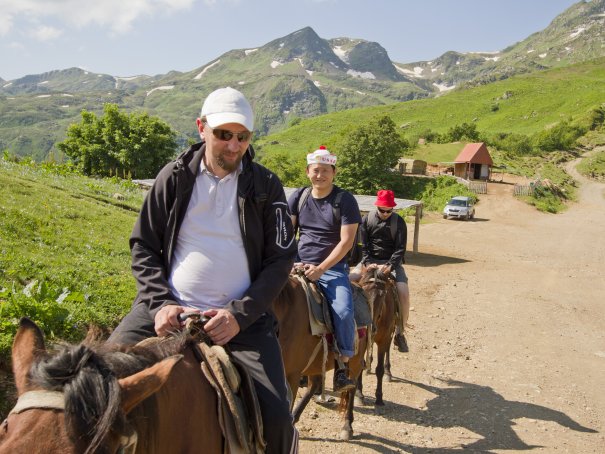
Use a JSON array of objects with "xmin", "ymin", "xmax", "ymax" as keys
[{"xmin": 217, "ymin": 150, "xmax": 243, "ymax": 173}]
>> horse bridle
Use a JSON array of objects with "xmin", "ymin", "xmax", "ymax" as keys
[{"xmin": 7, "ymin": 390, "xmax": 139, "ymax": 454}]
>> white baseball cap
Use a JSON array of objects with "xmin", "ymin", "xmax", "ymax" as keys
[{"xmin": 201, "ymin": 87, "xmax": 254, "ymax": 131}]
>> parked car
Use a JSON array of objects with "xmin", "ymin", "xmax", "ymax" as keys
[{"xmin": 443, "ymin": 196, "xmax": 475, "ymax": 220}]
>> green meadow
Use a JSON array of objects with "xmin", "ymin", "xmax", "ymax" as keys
[{"xmin": 254, "ymin": 58, "xmax": 605, "ymax": 160}]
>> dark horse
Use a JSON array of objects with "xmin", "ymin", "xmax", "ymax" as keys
[
  {"xmin": 272, "ymin": 275, "xmax": 368, "ymax": 441},
  {"xmin": 0, "ymin": 318, "xmax": 222, "ymax": 454},
  {"xmin": 356, "ymin": 268, "xmax": 397, "ymax": 411}
]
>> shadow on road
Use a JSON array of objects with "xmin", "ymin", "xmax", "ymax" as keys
[
  {"xmin": 343, "ymin": 377, "xmax": 597, "ymax": 453},
  {"xmin": 407, "ymin": 252, "xmax": 470, "ymax": 267}
]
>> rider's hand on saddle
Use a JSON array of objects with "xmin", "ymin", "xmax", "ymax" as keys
[
  {"xmin": 155, "ymin": 305, "xmax": 187, "ymax": 337},
  {"xmin": 304, "ymin": 263, "xmax": 325, "ymax": 282},
  {"xmin": 202, "ymin": 309, "xmax": 241, "ymax": 345}
]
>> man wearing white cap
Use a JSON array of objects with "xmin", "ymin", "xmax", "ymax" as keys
[
  {"xmin": 287, "ymin": 146, "xmax": 362, "ymax": 392},
  {"xmin": 110, "ymin": 87, "xmax": 298, "ymax": 453}
]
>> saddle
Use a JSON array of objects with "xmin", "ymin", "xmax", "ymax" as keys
[
  {"xmin": 292, "ymin": 271, "xmax": 372, "ymax": 349},
  {"xmin": 141, "ymin": 317, "xmax": 265, "ymax": 454}
]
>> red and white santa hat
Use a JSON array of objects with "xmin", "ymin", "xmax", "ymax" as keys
[{"xmin": 306, "ymin": 145, "xmax": 337, "ymax": 165}]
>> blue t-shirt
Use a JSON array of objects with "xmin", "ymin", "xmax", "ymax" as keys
[{"xmin": 288, "ymin": 186, "xmax": 361, "ymax": 265}]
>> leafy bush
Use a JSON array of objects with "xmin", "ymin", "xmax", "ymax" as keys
[
  {"xmin": 532, "ymin": 120, "xmax": 586, "ymax": 152},
  {"xmin": 444, "ymin": 122, "xmax": 481, "ymax": 143},
  {"xmin": 0, "ymin": 281, "xmax": 89, "ymax": 360},
  {"xmin": 57, "ymin": 104, "xmax": 178, "ymax": 178},
  {"xmin": 489, "ymin": 132, "xmax": 535, "ymax": 155}
]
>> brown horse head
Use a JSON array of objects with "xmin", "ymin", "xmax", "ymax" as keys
[
  {"xmin": 359, "ymin": 268, "xmax": 392, "ymax": 319},
  {"xmin": 0, "ymin": 318, "xmax": 184, "ymax": 454}
]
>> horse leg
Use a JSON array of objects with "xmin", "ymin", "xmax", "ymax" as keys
[
  {"xmin": 292, "ymin": 375, "xmax": 322, "ymax": 423},
  {"xmin": 385, "ymin": 337, "xmax": 393, "ymax": 382},
  {"xmin": 354, "ymin": 370, "xmax": 365, "ymax": 406},
  {"xmin": 338, "ymin": 387, "xmax": 356, "ymax": 441},
  {"xmin": 374, "ymin": 343, "xmax": 390, "ymax": 412}
]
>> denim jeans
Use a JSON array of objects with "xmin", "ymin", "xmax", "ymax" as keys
[{"xmin": 316, "ymin": 262, "xmax": 355, "ymax": 357}]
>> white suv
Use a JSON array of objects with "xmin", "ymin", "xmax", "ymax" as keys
[{"xmin": 443, "ymin": 196, "xmax": 475, "ymax": 220}]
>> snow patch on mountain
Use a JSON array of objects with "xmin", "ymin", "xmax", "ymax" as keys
[
  {"xmin": 347, "ymin": 69, "xmax": 375, "ymax": 79},
  {"xmin": 194, "ymin": 60, "xmax": 220, "ymax": 80},
  {"xmin": 146, "ymin": 85, "xmax": 174, "ymax": 96},
  {"xmin": 332, "ymin": 46, "xmax": 349, "ymax": 63}
]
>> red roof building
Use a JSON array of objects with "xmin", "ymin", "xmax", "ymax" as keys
[{"xmin": 454, "ymin": 142, "xmax": 493, "ymax": 180}]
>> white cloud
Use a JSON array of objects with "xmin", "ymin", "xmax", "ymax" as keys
[
  {"xmin": 31, "ymin": 25, "xmax": 62, "ymax": 41},
  {"xmin": 0, "ymin": 0, "xmax": 197, "ymax": 35}
]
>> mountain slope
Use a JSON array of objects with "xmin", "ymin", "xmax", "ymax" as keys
[
  {"xmin": 394, "ymin": 0, "xmax": 605, "ymax": 89},
  {"xmin": 1, "ymin": 1, "xmax": 604, "ymax": 160},
  {"xmin": 255, "ymin": 57, "xmax": 605, "ymax": 159}
]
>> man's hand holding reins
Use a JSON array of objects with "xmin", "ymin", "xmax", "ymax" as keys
[
  {"xmin": 155, "ymin": 305, "xmax": 189, "ymax": 337},
  {"xmin": 203, "ymin": 309, "xmax": 241, "ymax": 345}
]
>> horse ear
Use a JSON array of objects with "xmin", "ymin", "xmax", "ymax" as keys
[
  {"xmin": 118, "ymin": 354, "xmax": 183, "ymax": 414},
  {"xmin": 12, "ymin": 317, "xmax": 46, "ymax": 395}
]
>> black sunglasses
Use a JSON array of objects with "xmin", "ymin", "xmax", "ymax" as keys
[
  {"xmin": 206, "ymin": 125, "xmax": 252, "ymax": 143},
  {"xmin": 377, "ymin": 207, "xmax": 393, "ymax": 214}
]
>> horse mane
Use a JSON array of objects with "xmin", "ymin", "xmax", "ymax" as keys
[
  {"xmin": 359, "ymin": 268, "xmax": 388, "ymax": 286},
  {"xmin": 29, "ymin": 332, "xmax": 190, "ymax": 454}
]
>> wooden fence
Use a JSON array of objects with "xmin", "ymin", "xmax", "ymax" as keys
[
  {"xmin": 514, "ymin": 181, "xmax": 541, "ymax": 196},
  {"xmin": 469, "ymin": 181, "xmax": 487, "ymax": 194}
]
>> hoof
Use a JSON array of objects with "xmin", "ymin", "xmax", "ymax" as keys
[
  {"xmin": 354, "ymin": 395, "xmax": 364, "ymax": 406},
  {"xmin": 374, "ymin": 404, "xmax": 385, "ymax": 415},
  {"xmin": 339, "ymin": 429, "xmax": 353, "ymax": 441},
  {"xmin": 386, "ymin": 374, "xmax": 393, "ymax": 383}
]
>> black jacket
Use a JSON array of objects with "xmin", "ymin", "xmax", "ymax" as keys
[
  {"xmin": 129, "ymin": 142, "xmax": 296, "ymax": 331},
  {"xmin": 360, "ymin": 210, "xmax": 407, "ymax": 268}
]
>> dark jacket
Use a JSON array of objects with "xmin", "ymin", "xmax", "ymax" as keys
[
  {"xmin": 360, "ymin": 210, "xmax": 407, "ymax": 268},
  {"xmin": 130, "ymin": 141, "xmax": 296, "ymax": 331}
]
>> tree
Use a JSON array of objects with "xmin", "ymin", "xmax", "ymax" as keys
[
  {"xmin": 335, "ymin": 115, "xmax": 409, "ymax": 195},
  {"xmin": 57, "ymin": 104, "xmax": 178, "ymax": 178},
  {"xmin": 445, "ymin": 122, "xmax": 480, "ymax": 142},
  {"xmin": 260, "ymin": 150, "xmax": 308, "ymax": 188}
]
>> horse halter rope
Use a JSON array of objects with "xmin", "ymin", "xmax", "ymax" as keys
[{"xmin": 7, "ymin": 390, "xmax": 139, "ymax": 454}]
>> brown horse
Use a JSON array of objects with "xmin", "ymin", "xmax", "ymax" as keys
[
  {"xmin": 0, "ymin": 318, "xmax": 222, "ymax": 454},
  {"xmin": 356, "ymin": 268, "xmax": 397, "ymax": 411},
  {"xmin": 272, "ymin": 275, "xmax": 368, "ymax": 441}
]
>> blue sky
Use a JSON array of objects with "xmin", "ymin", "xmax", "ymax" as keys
[{"xmin": 0, "ymin": 0, "xmax": 580, "ymax": 81}]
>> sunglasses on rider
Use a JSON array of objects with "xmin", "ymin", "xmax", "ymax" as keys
[
  {"xmin": 377, "ymin": 207, "xmax": 393, "ymax": 214},
  {"xmin": 206, "ymin": 124, "xmax": 252, "ymax": 143}
]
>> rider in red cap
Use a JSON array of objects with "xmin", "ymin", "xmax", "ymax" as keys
[{"xmin": 351, "ymin": 189, "xmax": 411, "ymax": 352}]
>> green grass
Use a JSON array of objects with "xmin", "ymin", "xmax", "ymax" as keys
[
  {"xmin": 577, "ymin": 148, "xmax": 605, "ymax": 180},
  {"xmin": 255, "ymin": 58, "xmax": 605, "ymax": 159},
  {"xmin": 409, "ymin": 142, "xmax": 468, "ymax": 163},
  {"xmin": 0, "ymin": 160, "xmax": 144, "ymax": 361}
]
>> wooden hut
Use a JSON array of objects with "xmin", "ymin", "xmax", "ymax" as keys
[
  {"xmin": 453, "ymin": 143, "xmax": 493, "ymax": 180},
  {"xmin": 397, "ymin": 158, "xmax": 427, "ymax": 175}
]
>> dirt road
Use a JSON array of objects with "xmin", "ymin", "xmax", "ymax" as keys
[{"xmin": 297, "ymin": 155, "xmax": 605, "ymax": 453}]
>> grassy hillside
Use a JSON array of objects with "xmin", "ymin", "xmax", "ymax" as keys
[
  {"xmin": 255, "ymin": 58, "xmax": 605, "ymax": 159},
  {"xmin": 0, "ymin": 160, "xmax": 143, "ymax": 360}
]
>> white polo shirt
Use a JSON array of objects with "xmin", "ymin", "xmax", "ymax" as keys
[{"xmin": 168, "ymin": 159, "xmax": 251, "ymax": 310}]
